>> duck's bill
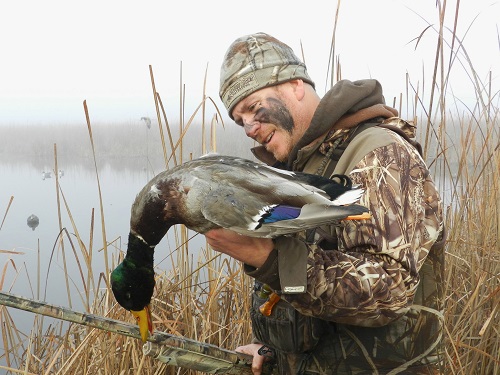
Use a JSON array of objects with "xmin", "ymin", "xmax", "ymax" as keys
[
  {"xmin": 344, "ymin": 212, "xmax": 371, "ymax": 221},
  {"xmin": 131, "ymin": 305, "xmax": 153, "ymax": 342}
]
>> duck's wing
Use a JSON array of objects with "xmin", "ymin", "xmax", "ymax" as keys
[
  {"xmin": 195, "ymin": 157, "xmax": 338, "ymax": 202},
  {"xmin": 200, "ymin": 188, "xmax": 368, "ymax": 238},
  {"xmin": 252, "ymin": 202, "xmax": 369, "ymax": 237},
  {"xmin": 198, "ymin": 178, "xmax": 368, "ymax": 238},
  {"xmin": 198, "ymin": 184, "xmax": 279, "ymax": 235}
]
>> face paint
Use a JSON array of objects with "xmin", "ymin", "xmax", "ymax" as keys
[{"xmin": 254, "ymin": 97, "xmax": 295, "ymax": 134}]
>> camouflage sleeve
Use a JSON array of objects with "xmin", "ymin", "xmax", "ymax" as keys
[{"xmin": 248, "ymin": 132, "xmax": 444, "ymax": 327}]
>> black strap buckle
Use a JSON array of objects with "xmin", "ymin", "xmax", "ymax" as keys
[{"xmin": 257, "ymin": 345, "xmax": 275, "ymax": 358}]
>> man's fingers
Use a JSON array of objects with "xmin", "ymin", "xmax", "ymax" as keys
[{"xmin": 235, "ymin": 343, "xmax": 267, "ymax": 375}]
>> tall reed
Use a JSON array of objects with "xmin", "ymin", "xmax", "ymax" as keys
[{"xmin": 392, "ymin": 2, "xmax": 500, "ymax": 374}]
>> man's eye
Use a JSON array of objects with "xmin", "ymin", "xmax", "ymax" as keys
[{"xmin": 248, "ymin": 102, "xmax": 259, "ymax": 112}]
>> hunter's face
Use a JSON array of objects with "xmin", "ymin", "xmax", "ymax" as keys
[{"xmin": 232, "ymin": 85, "xmax": 305, "ymax": 162}]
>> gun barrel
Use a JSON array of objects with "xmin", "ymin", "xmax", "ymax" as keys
[{"xmin": 0, "ymin": 291, "xmax": 276, "ymax": 374}]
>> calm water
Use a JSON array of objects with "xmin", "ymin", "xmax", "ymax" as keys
[
  {"xmin": 1, "ymin": 160, "xmax": 149, "ymax": 296},
  {"xmin": 0, "ymin": 157, "xmax": 215, "ymax": 366}
]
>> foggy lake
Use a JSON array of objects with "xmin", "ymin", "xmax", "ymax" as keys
[{"xmin": 0, "ymin": 121, "xmax": 255, "ymax": 356}]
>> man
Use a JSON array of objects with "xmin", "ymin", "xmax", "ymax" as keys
[{"xmin": 205, "ymin": 32, "xmax": 445, "ymax": 374}]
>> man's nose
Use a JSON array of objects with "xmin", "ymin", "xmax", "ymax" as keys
[{"xmin": 243, "ymin": 119, "xmax": 260, "ymax": 138}]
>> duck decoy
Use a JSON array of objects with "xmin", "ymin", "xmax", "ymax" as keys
[
  {"xmin": 27, "ymin": 214, "xmax": 39, "ymax": 231},
  {"xmin": 111, "ymin": 154, "xmax": 370, "ymax": 341}
]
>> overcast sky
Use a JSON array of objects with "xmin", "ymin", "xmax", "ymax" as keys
[{"xmin": 0, "ymin": 0, "xmax": 498, "ymax": 125}]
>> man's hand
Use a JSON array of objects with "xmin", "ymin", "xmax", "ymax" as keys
[
  {"xmin": 235, "ymin": 343, "xmax": 269, "ymax": 375},
  {"xmin": 204, "ymin": 228, "xmax": 273, "ymax": 268}
]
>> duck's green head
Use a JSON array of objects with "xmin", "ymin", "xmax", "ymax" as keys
[
  {"xmin": 111, "ymin": 233, "xmax": 155, "ymax": 342},
  {"xmin": 110, "ymin": 258, "xmax": 155, "ymax": 311}
]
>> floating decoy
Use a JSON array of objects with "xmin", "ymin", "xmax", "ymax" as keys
[
  {"xmin": 27, "ymin": 214, "xmax": 39, "ymax": 231},
  {"xmin": 111, "ymin": 154, "xmax": 370, "ymax": 341},
  {"xmin": 141, "ymin": 116, "xmax": 152, "ymax": 129}
]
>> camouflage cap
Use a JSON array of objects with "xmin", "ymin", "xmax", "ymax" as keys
[{"xmin": 219, "ymin": 32, "xmax": 315, "ymax": 119}]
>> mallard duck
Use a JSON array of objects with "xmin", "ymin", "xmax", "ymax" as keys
[{"xmin": 111, "ymin": 154, "xmax": 370, "ymax": 341}]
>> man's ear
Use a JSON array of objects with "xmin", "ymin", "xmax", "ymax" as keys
[{"xmin": 289, "ymin": 79, "xmax": 306, "ymax": 101}]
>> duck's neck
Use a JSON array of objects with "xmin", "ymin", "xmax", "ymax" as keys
[{"xmin": 125, "ymin": 232, "xmax": 155, "ymax": 267}]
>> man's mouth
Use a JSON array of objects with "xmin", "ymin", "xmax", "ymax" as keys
[{"xmin": 263, "ymin": 131, "xmax": 275, "ymax": 145}]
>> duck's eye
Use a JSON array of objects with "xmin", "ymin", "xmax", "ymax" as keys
[{"xmin": 125, "ymin": 292, "xmax": 132, "ymax": 300}]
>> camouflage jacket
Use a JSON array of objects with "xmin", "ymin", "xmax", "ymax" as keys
[{"xmin": 246, "ymin": 80, "xmax": 446, "ymax": 374}]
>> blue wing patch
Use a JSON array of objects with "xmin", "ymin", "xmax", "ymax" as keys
[{"xmin": 261, "ymin": 205, "xmax": 301, "ymax": 223}]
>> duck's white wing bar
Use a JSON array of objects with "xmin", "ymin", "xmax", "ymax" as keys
[{"xmin": 331, "ymin": 188, "xmax": 364, "ymax": 205}]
